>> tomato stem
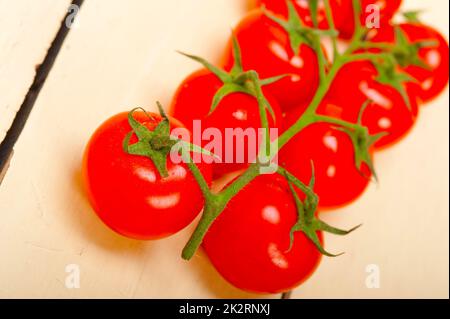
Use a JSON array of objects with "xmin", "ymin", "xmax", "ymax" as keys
[
  {"xmin": 184, "ymin": 159, "xmax": 213, "ymax": 200},
  {"xmin": 182, "ymin": 195, "xmax": 226, "ymax": 260},
  {"xmin": 278, "ymin": 49, "xmax": 395, "ymax": 150},
  {"xmin": 247, "ymin": 72, "xmax": 271, "ymax": 154},
  {"xmin": 313, "ymin": 114, "xmax": 362, "ymax": 131},
  {"xmin": 220, "ymin": 163, "xmax": 261, "ymax": 200},
  {"xmin": 182, "ymin": 164, "xmax": 261, "ymax": 261},
  {"xmin": 180, "ymin": 1, "xmax": 395, "ymax": 259},
  {"xmin": 315, "ymin": 35, "xmax": 327, "ymax": 83},
  {"xmin": 323, "ymin": 0, "xmax": 339, "ymax": 59},
  {"xmin": 181, "ymin": 38, "xmax": 382, "ymax": 260},
  {"xmin": 350, "ymin": 0, "xmax": 364, "ymax": 43}
]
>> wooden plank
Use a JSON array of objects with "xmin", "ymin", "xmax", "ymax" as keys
[
  {"xmin": 0, "ymin": 0, "xmax": 278, "ymax": 298},
  {"xmin": 0, "ymin": 0, "xmax": 72, "ymax": 143},
  {"xmin": 290, "ymin": 0, "xmax": 449, "ymax": 299},
  {"xmin": 0, "ymin": 0, "xmax": 448, "ymax": 298}
]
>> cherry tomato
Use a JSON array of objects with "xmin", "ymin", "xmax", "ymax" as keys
[
  {"xmin": 255, "ymin": 0, "xmax": 402, "ymax": 40},
  {"xmin": 279, "ymin": 116, "xmax": 372, "ymax": 209},
  {"xmin": 170, "ymin": 68, "xmax": 282, "ymax": 178},
  {"xmin": 324, "ymin": 61, "xmax": 419, "ymax": 149},
  {"xmin": 223, "ymin": 10, "xmax": 320, "ymax": 111},
  {"xmin": 368, "ymin": 23, "xmax": 449, "ymax": 104},
  {"xmin": 256, "ymin": 0, "xmax": 349, "ymax": 30},
  {"xmin": 338, "ymin": 0, "xmax": 402, "ymax": 40},
  {"xmin": 203, "ymin": 174, "xmax": 322, "ymax": 294},
  {"xmin": 83, "ymin": 112, "xmax": 212, "ymax": 240}
]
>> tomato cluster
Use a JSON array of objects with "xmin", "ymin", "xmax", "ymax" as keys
[
  {"xmin": 82, "ymin": 1, "xmax": 448, "ymax": 295},
  {"xmin": 258, "ymin": 0, "xmax": 402, "ymax": 39}
]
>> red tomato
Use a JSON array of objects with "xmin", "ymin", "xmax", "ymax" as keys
[
  {"xmin": 339, "ymin": 0, "xmax": 402, "ymax": 40},
  {"xmin": 368, "ymin": 23, "xmax": 449, "ymax": 104},
  {"xmin": 203, "ymin": 174, "xmax": 322, "ymax": 294},
  {"xmin": 279, "ymin": 116, "xmax": 371, "ymax": 209},
  {"xmin": 223, "ymin": 10, "xmax": 320, "ymax": 111},
  {"xmin": 170, "ymin": 69, "xmax": 282, "ymax": 178},
  {"xmin": 255, "ymin": 0, "xmax": 401, "ymax": 40},
  {"xmin": 325, "ymin": 61, "xmax": 419, "ymax": 149},
  {"xmin": 83, "ymin": 112, "xmax": 212, "ymax": 240},
  {"xmin": 256, "ymin": 0, "xmax": 349, "ymax": 30}
]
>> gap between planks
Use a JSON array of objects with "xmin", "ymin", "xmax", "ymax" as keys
[
  {"xmin": 0, "ymin": 0, "xmax": 290, "ymax": 299},
  {"xmin": 0, "ymin": 0, "xmax": 85, "ymax": 182}
]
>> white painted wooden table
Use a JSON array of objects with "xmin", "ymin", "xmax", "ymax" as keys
[{"xmin": 0, "ymin": 0, "xmax": 448, "ymax": 298}]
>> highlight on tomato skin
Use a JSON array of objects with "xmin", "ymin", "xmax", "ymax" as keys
[
  {"xmin": 78, "ymin": 0, "xmax": 447, "ymax": 297},
  {"xmin": 170, "ymin": 68, "xmax": 283, "ymax": 178},
  {"xmin": 82, "ymin": 112, "xmax": 212, "ymax": 240},
  {"xmin": 222, "ymin": 9, "xmax": 321, "ymax": 112},
  {"xmin": 323, "ymin": 61, "xmax": 419, "ymax": 150},
  {"xmin": 279, "ymin": 118, "xmax": 372, "ymax": 210},
  {"xmin": 202, "ymin": 174, "xmax": 323, "ymax": 294},
  {"xmin": 368, "ymin": 22, "xmax": 450, "ymax": 105}
]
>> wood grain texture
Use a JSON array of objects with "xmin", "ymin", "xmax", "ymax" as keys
[
  {"xmin": 0, "ymin": 0, "xmax": 71, "ymax": 143},
  {"xmin": 0, "ymin": 0, "xmax": 448, "ymax": 298}
]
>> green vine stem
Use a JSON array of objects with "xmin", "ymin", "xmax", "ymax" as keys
[
  {"xmin": 181, "ymin": 196, "xmax": 225, "ymax": 260},
  {"xmin": 182, "ymin": 155, "xmax": 213, "ymax": 201},
  {"xmin": 323, "ymin": 0, "xmax": 339, "ymax": 59},
  {"xmin": 178, "ymin": 0, "xmax": 398, "ymax": 260},
  {"xmin": 182, "ymin": 164, "xmax": 261, "ymax": 260},
  {"xmin": 276, "ymin": 50, "xmax": 388, "ymax": 149}
]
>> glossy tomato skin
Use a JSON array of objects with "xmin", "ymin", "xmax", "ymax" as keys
[
  {"xmin": 325, "ymin": 61, "xmax": 419, "ymax": 149},
  {"xmin": 223, "ymin": 10, "xmax": 320, "ymax": 111},
  {"xmin": 280, "ymin": 116, "xmax": 371, "ymax": 209},
  {"xmin": 368, "ymin": 23, "xmax": 449, "ymax": 104},
  {"xmin": 256, "ymin": 0, "xmax": 349, "ymax": 30},
  {"xmin": 83, "ymin": 112, "xmax": 212, "ymax": 240},
  {"xmin": 338, "ymin": 0, "xmax": 402, "ymax": 40},
  {"xmin": 203, "ymin": 174, "xmax": 322, "ymax": 294},
  {"xmin": 170, "ymin": 69, "xmax": 283, "ymax": 178},
  {"xmin": 256, "ymin": 0, "xmax": 401, "ymax": 40}
]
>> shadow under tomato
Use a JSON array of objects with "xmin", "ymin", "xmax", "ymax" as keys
[
  {"xmin": 72, "ymin": 158, "xmax": 275, "ymax": 298},
  {"xmin": 189, "ymin": 247, "xmax": 279, "ymax": 299},
  {"xmin": 246, "ymin": 0, "xmax": 259, "ymax": 11},
  {"xmin": 71, "ymin": 168, "xmax": 149, "ymax": 254}
]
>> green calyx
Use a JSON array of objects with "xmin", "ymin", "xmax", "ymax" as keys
[
  {"xmin": 123, "ymin": 103, "xmax": 214, "ymax": 178},
  {"xmin": 263, "ymin": 1, "xmax": 337, "ymax": 56},
  {"xmin": 344, "ymin": 100, "xmax": 382, "ymax": 180},
  {"xmin": 391, "ymin": 26, "xmax": 435, "ymax": 70},
  {"xmin": 279, "ymin": 167, "xmax": 361, "ymax": 257},
  {"xmin": 123, "ymin": 104, "xmax": 177, "ymax": 178},
  {"xmin": 337, "ymin": 125, "xmax": 383, "ymax": 183},
  {"xmin": 402, "ymin": 10, "xmax": 423, "ymax": 24},
  {"xmin": 370, "ymin": 53, "xmax": 415, "ymax": 110},
  {"xmin": 178, "ymin": 35, "xmax": 286, "ymax": 122},
  {"xmin": 315, "ymin": 106, "xmax": 383, "ymax": 182}
]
